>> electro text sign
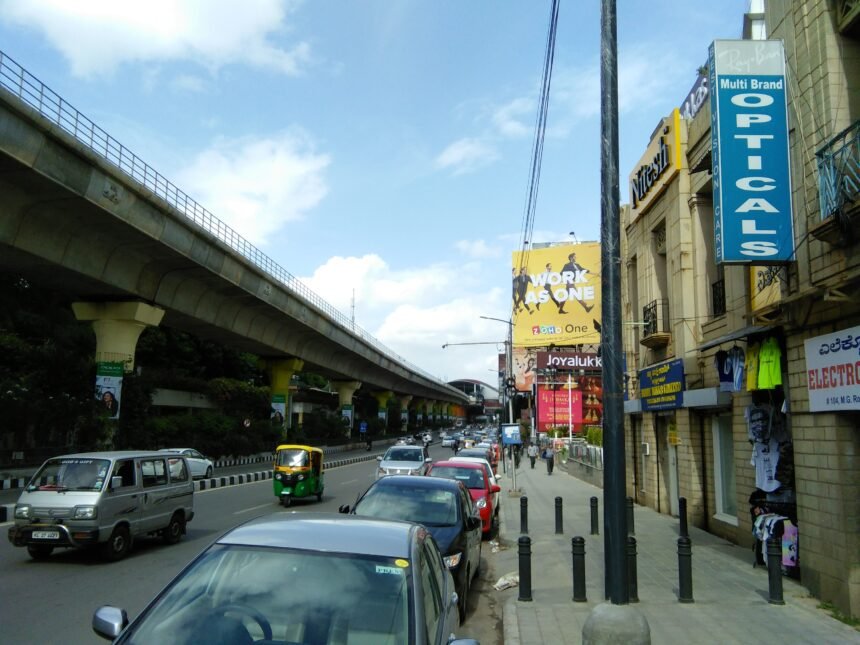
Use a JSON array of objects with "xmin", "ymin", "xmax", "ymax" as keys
[
  {"xmin": 804, "ymin": 325, "xmax": 860, "ymax": 412},
  {"xmin": 638, "ymin": 359, "xmax": 685, "ymax": 411},
  {"xmin": 709, "ymin": 40, "xmax": 794, "ymax": 264}
]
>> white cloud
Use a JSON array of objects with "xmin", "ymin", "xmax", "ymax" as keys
[
  {"xmin": 176, "ymin": 130, "xmax": 329, "ymax": 246},
  {"xmin": 171, "ymin": 74, "xmax": 208, "ymax": 93},
  {"xmin": 300, "ymin": 255, "xmax": 463, "ymax": 314},
  {"xmin": 434, "ymin": 138, "xmax": 499, "ymax": 175},
  {"xmin": 491, "ymin": 97, "xmax": 534, "ymax": 138},
  {"xmin": 0, "ymin": 0, "xmax": 311, "ymax": 78},
  {"xmin": 454, "ymin": 239, "xmax": 500, "ymax": 259}
]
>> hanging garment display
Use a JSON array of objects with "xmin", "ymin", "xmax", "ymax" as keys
[
  {"xmin": 757, "ymin": 337, "xmax": 783, "ymax": 389},
  {"xmin": 746, "ymin": 342, "xmax": 761, "ymax": 391},
  {"xmin": 714, "ymin": 349, "xmax": 734, "ymax": 392},
  {"xmin": 728, "ymin": 345, "xmax": 745, "ymax": 392}
]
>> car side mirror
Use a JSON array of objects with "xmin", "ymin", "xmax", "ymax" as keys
[
  {"xmin": 92, "ymin": 606, "xmax": 128, "ymax": 640},
  {"xmin": 338, "ymin": 504, "xmax": 351, "ymax": 514},
  {"xmin": 376, "ymin": 455, "xmax": 383, "ymax": 462},
  {"xmin": 110, "ymin": 476, "xmax": 123, "ymax": 490},
  {"xmin": 491, "ymin": 484, "xmax": 501, "ymax": 493},
  {"xmin": 466, "ymin": 516, "xmax": 481, "ymax": 531},
  {"xmin": 424, "ymin": 457, "xmax": 432, "ymax": 463}
]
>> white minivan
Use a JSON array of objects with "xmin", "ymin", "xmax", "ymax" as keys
[{"xmin": 7, "ymin": 450, "xmax": 195, "ymax": 561}]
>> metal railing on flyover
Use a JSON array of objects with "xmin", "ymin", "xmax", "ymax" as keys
[{"xmin": 0, "ymin": 49, "xmax": 456, "ymax": 392}]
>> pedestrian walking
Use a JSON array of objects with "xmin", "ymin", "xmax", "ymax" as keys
[
  {"xmin": 543, "ymin": 445, "xmax": 555, "ymax": 475},
  {"xmin": 527, "ymin": 443, "xmax": 538, "ymax": 469}
]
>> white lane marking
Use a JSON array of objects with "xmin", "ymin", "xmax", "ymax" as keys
[{"xmin": 235, "ymin": 503, "xmax": 274, "ymax": 515}]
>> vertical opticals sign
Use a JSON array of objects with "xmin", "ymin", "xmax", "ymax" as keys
[{"xmin": 709, "ymin": 40, "xmax": 795, "ymax": 264}]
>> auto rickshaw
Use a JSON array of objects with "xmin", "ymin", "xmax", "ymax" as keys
[{"xmin": 273, "ymin": 444, "xmax": 324, "ymax": 507}]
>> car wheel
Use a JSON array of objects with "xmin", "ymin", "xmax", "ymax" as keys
[
  {"xmin": 205, "ymin": 466, "xmax": 213, "ymax": 478},
  {"xmin": 101, "ymin": 525, "xmax": 131, "ymax": 562},
  {"xmin": 458, "ymin": 569, "xmax": 469, "ymax": 622},
  {"xmin": 162, "ymin": 511, "xmax": 184, "ymax": 545},
  {"xmin": 282, "ymin": 496, "xmax": 292, "ymax": 508},
  {"xmin": 316, "ymin": 491, "xmax": 323, "ymax": 502},
  {"xmin": 27, "ymin": 544, "xmax": 53, "ymax": 560}
]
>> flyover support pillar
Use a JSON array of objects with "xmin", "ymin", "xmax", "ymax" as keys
[
  {"xmin": 263, "ymin": 358, "xmax": 304, "ymax": 439},
  {"xmin": 332, "ymin": 380, "xmax": 362, "ymax": 436},
  {"xmin": 373, "ymin": 390, "xmax": 394, "ymax": 433},
  {"xmin": 72, "ymin": 301, "xmax": 165, "ymax": 447},
  {"xmin": 399, "ymin": 395, "xmax": 413, "ymax": 434}
]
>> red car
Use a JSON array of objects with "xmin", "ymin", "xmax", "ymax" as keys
[{"xmin": 427, "ymin": 460, "xmax": 500, "ymax": 537}]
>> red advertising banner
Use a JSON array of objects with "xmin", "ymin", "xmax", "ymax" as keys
[
  {"xmin": 536, "ymin": 386, "xmax": 583, "ymax": 432},
  {"xmin": 536, "ymin": 376, "xmax": 603, "ymax": 433}
]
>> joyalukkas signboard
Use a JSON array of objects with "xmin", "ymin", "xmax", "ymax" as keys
[{"xmin": 709, "ymin": 40, "xmax": 795, "ymax": 264}]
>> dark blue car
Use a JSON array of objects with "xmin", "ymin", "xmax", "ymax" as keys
[{"xmin": 341, "ymin": 475, "xmax": 482, "ymax": 622}]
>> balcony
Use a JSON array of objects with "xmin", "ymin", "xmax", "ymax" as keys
[
  {"xmin": 711, "ymin": 279, "xmax": 726, "ymax": 317},
  {"xmin": 837, "ymin": 0, "xmax": 860, "ymax": 35},
  {"xmin": 640, "ymin": 299, "xmax": 671, "ymax": 349},
  {"xmin": 812, "ymin": 120, "xmax": 860, "ymax": 246}
]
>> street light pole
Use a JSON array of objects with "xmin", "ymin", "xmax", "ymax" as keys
[{"xmin": 479, "ymin": 316, "xmax": 515, "ymax": 424}]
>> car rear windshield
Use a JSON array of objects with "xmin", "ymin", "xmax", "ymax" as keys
[
  {"xmin": 356, "ymin": 486, "xmax": 459, "ymax": 527},
  {"xmin": 429, "ymin": 467, "xmax": 485, "ymax": 489}
]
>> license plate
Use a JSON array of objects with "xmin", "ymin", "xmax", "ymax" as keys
[{"xmin": 32, "ymin": 531, "xmax": 59, "ymax": 540}]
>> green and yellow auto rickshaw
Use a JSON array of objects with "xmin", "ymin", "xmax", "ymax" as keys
[{"xmin": 273, "ymin": 444, "xmax": 324, "ymax": 507}]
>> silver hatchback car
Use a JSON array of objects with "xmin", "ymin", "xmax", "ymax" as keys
[
  {"xmin": 376, "ymin": 445, "xmax": 432, "ymax": 479},
  {"xmin": 93, "ymin": 513, "xmax": 480, "ymax": 645}
]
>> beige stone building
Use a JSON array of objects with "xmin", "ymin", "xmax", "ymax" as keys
[{"xmin": 620, "ymin": 0, "xmax": 859, "ymax": 618}]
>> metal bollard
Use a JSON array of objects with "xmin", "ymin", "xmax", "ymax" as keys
[
  {"xmin": 677, "ymin": 535, "xmax": 694, "ymax": 603},
  {"xmin": 571, "ymin": 536, "xmax": 587, "ymax": 602},
  {"xmin": 518, "ymin": 536, "xmax": 533, "ymax": 602},
  {"xmin": 626, "ymin": 496, "xmax": 635, "ymax": 535},
  {"xmin": 590, "ymin": 496, "xmax": 599, "ymax": 535},
  {"xmin": 766, "ymin": 537, "xmax": 785, "ymax": 605},
  {"xmin": 627, "ymin": 535, "xmax": 639, "ymax": 602},
  {"xmin": 520, "ymin": 496, "xmax": 529, "ymax": 535},
  {"xmin": 679, "ymin": 496, "xmax": 688, "ymax": 538},
  {"xmin": 555, "ymin": 496, "xmax": 563, "ymax": 535}
]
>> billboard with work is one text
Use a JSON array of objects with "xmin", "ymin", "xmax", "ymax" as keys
[{"xmin": 511, "ymin": 243, "xmax": 601, "ymax": 347}]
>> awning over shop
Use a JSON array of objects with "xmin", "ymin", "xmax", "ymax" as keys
[{"xmin": 697, "ymin": 324, "xmax": 776, "ymax": 352}]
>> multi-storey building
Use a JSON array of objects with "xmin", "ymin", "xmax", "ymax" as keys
[{"xmin": 620, "ymin": 0, "xmax": 859, "ymax": 618}]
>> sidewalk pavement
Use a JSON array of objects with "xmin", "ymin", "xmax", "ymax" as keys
[{"xmin": 489, "ymin": 457, "xmax": 859, "ymax": 644}]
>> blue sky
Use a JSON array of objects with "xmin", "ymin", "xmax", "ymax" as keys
[{"xmin": 0, "ymin": 0, "xmax": 748, "ymax": 385}]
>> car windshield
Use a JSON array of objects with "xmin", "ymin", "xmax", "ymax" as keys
[
  {"xmin": 27, "ymin": 458, "xmax": 111, "ymax": 492},
  {"xmin": 429, "ymin": 467, "xmax": 486, "ymax": 490},
  {"xmin": 119, "ymin": 544, "xmax": 412, "ymax": 645},
  {"xmin": 276, "ymin": 449, "xmax": 309, "ymax": 467},
  {"xmin": 355, "ymin": 486, "xmax": 459, "ymax": 527},
  {"xmin": 385, "ymin": 448, "xmax": 423, "ymax": 462}
]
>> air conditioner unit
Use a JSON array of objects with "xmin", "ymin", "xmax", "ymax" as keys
[{"xmin": 641, "ymin": 442, "xmax": 650, "ymax": 456}]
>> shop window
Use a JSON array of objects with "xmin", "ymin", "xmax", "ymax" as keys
[{"xmin": 712, "ymin": 415, "xmax": 737, "ymax": 523}]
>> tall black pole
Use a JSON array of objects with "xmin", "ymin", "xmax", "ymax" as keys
[{"xmin": 600, "ymin": 0, "xmax": 627, "ymax": 605}]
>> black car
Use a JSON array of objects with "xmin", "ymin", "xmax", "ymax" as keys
[
  {"xmin": 456, "ymin": 447, "xmax": 497, "ymax": 472},
  {"xmin": 340, "ymin": 475, "xmax": 482, "ymax": 622}
]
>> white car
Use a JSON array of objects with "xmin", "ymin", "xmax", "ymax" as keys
[
  {"xmin": 159, "ymin": 448, "xmax": 214, "ymax": 479},
  {"xmin": 376, "ymin": 446, "xmax": 432, "ymax": 479}
]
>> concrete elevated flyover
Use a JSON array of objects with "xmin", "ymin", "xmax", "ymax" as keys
[{"xmin": 0, "ymin": 51, "xmax": 466, "ymax": 407}]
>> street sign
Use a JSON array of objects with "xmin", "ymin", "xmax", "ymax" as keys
[
  {"xmin": 359, "ymin": 421, "xmax": 368, "ymax": 433},
  {"xmin": 500, "ymin": 423, "xmax": 522, "ymax": 445}
]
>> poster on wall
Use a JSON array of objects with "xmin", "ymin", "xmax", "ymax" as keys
[
  {"xmin": 271, "ymin": 394, "xmax": 286, "ymax": 428},
  {"xmin": 95, "ymin": 361, "xmax": 123, "ymax": 419},
  {"xmin": 341, "ymin": 404, "xmax": 354, "ymax": 429},
  {"xmin": 535, "ymin": 386, "xmax": 583, "ymax": 433},
  {"xmin": 511, "ymin": 242, "xmax": 602, "ymax": 347},
  {"xmin": 804, "ymin": 326, "xmax": 860, "ymax": 412}
]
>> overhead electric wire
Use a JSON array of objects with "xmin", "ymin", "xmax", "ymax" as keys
[{"xmin": 513, "ymin": 0, "xmax": 560, "ymax": 330}]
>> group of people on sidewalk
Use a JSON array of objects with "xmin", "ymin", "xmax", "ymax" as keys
[{"xmin": 525, "ymin": 440, "xmax": 555, "ymax": 474}]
